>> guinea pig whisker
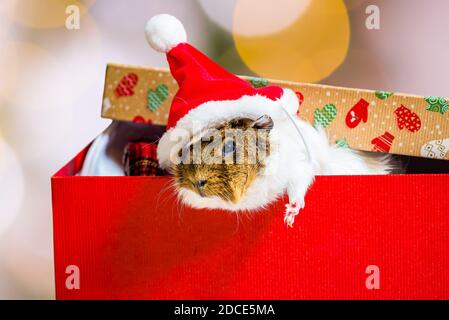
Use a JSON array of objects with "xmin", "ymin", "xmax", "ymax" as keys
[
  {"xmin": 175, "ymin": 192, "xmax": 186, "ymax": 225},
  {"xmin": 155, "ymin": 178, "xmax": 177, "ymax": 209}
]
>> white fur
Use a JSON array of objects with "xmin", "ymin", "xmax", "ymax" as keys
[{"xmin": 145, "ymin": 14, "xmax": 187, "ymax": 53}]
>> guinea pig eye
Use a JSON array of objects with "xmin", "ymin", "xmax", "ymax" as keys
[{"xmin": 222, "ymin": 139, "xmax": 235, "ymax": 157}]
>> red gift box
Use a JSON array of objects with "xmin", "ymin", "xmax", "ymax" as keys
[
  {"xmin": 52, "ymin": 52, "xmax": 449, "ymax": 299},
  {"xmin": 51, "ymin": 141, "xmax": 449, "ymax": 300}
]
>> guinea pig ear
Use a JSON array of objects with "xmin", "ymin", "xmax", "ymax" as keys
[{"xmin": 252, "ymin": 115, "xmax": 273, "ymax": 130}]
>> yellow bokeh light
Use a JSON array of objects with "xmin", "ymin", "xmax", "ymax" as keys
[
  {"xmin": 4, "ymin": 0, "xmax": 95, "ymax": 29},
  {"xmin": 233, "ymin": 0, "xmax": 350, "ymax": 83}
]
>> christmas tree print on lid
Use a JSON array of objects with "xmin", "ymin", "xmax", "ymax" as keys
[
  {"xmin": 335, "ymin": 138, "xmax": 349, "ymax": 148},
  {"xmin": 147, "ymin": 84, "xmax": 169, "ymax": 112},
  {"xmin": 345, "ymin": 98, "xmax": 369, "ymax": 129},
  {"xmin": 424, "ymin": 96, "xmax": 449, "ymax": 115},
  {"xmin": 394, "ymin": 105, "xmax": 421, "ymax": 133},
  {"xmin": 420, "ymin": 138, "xmax": 449, "ymax": 159},
  {"xmin": 247, "ymin": 77, "xmax": 268, "ymax": 88},
  {"xmin": 371, "ymin": 131, "xmax": 395, "ymax": 153},
  {"xmin": 115, "ymin": 73, "xmax": 138, "ymax": 97},
  {"xmin": 313, "ymin": 103, "xmax": 337, "ymax": 129},
  {"xmin": 375, "ymin": 90, "xmax": 394, "ymax": 100}
]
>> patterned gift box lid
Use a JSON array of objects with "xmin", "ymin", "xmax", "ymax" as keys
[{"xmin": 102, "ymin": 63, "xmax": 449, "ymax": 161}]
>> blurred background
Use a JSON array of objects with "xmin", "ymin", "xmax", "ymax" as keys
[{"xmin": 0, "ymin": 0, "xmax": 448, "ymax": 299}]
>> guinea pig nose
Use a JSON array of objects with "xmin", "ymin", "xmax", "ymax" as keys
[{"xmin": 197, "ymin": 179, "xmax": 207, "ymax": 188}]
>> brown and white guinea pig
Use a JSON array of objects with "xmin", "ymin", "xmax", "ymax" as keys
[
  {"xmin": 168, "ymin": 112, "xmax": 394, "ymax": 227},
  {"xmin": 146, "ymin": 14, "xmax": 395, "ymax": 227},
  {"xmin": 172, "ymin": 115, "xmax": 274, "ymax": 207}
]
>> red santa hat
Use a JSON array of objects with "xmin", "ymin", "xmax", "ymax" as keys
[{"xmin": 145, "ymin": 14, "xmax": 299, "ymax": 169}]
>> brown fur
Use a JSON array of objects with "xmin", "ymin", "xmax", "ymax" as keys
[{"xmin": 172, "ymin": 116, "xmax": 272, "ymax": 203}]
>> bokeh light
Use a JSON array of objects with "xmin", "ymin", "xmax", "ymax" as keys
[
  {"xmin": 4, "ymin": 0, "xmax": 95, "ymax": 29},
  {"xmin": 0, "ymin": 138, "xmax": 24, "ymax": 236},
  {"xmin": 197, "ymin": 0, "xmax": 237, "ymax": 32},
  {"xmin": 0, "ymin": 42, "xmax": 52, "ymax": 104},
  {"xmin": 0, "ymin": 9, "xmax": 104, "ymax": 168},
  {"xmin": 233, "ymin": 0, "xmax": 311, "ymax": 36},
  {"xmin": 233, "ymin": 0, "xmax": 350, "ymax": 82},
  {"xmin": 0, "ymin": 42, "xmax": 74, "ymax": 162}
]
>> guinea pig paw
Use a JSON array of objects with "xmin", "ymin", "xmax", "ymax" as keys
[{"xmin": 284, "ymin": 201, "xmax": 302, "ymax": 228}]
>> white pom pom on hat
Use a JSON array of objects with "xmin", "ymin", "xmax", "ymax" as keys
[{"xmin": 145, "ymin": 14, "xmax": 187, "ymax": 53}]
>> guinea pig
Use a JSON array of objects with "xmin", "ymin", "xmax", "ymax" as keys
[
  {"xmin": 169, "ymin": 113, "xmax": 394, "ymax": 227},
  {"xmin": 172, "ymin": 115, "xmax": 274, "ymax": 207}
]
